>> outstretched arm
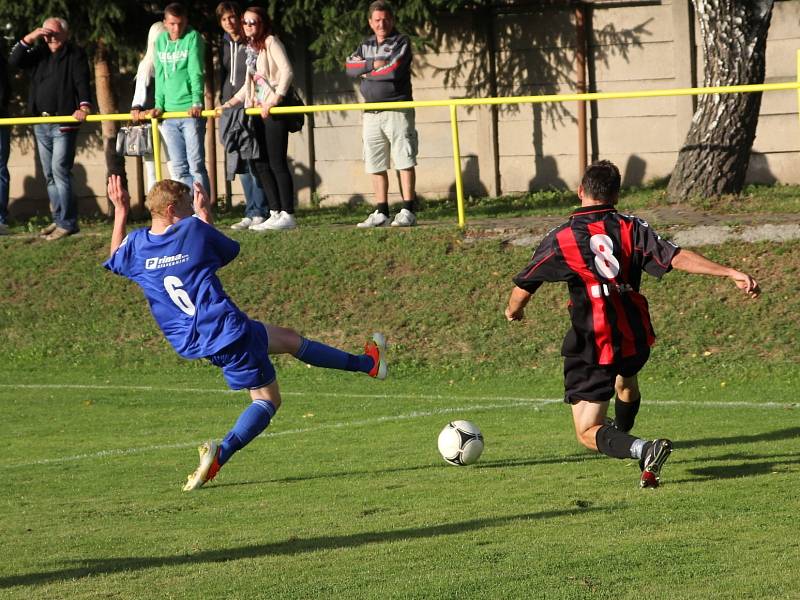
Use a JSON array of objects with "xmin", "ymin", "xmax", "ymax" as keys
[
  {"xmin": 505, "ymin": 286, "xmax": 534, "ymax": 321},
  {"xmin": 107, "ymin": 175, "xmax": 130, "ymax": 257},
  {"xmin": 671, "ymin": 248, "xmax": 760, "ymax": 298}
]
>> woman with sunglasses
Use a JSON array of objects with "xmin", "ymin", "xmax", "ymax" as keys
[{"xmin": 221, "ymin": 7, "xmax": 297, "ymax": 230}]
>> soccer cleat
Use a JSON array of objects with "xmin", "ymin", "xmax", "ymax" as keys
[
  {"xmin": 182, "ymin": 440, "xmax": 222, "ymax": 492},
  {"xmin": 356, "ymin": 210, "xmax": 389, "ymax": 228},
  {"xmin": 365, "ymin": 332, "xmax": 387, "ymax": 380},
  {"xmin": 390, "ymin": 208, "xmax": 417, "ymax": 227},
  {"xmin": 639, "ymin": 438, "xmax": 673, "ymax": 489}
]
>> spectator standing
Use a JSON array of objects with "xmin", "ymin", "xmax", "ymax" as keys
[
  {"xmin": 9, "ymin": 17, "xmax": 92, "ymax": 241},
  {"xmin": 0, "ymin": 40, "xmax": 10, "ymax": 235},
  {"xmin": 221, "ymin": 6, "xmax": 297, "ymax": 231},
  {"xmin": 131, "ymin": 21, "xmax": 175, "ymax": 193},
  {"xmin": 346, "ymin": 0, "xmax": 418, "ymax": 228},
  {"xmin": 151, "ymin": 3, "xmax": 210, "ymax": 195},
  {"xmin": 216, "ymin": 1, "xmax": 268, "ymax": 231}
]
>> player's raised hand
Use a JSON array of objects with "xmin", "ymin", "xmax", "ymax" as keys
[
  {"xmin": 107, "ymin": 175, "xmax": 130, "ymax": 212},
  {"xmin": 192, "ymin": 182, "xmax": 214, "ymax": 224}
]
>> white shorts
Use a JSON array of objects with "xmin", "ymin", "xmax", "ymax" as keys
[{"xmin": 362, "ymin": 109, "xmax": 418, "ymax": 173}]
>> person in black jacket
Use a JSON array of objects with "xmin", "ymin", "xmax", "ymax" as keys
[
  {"xmin": 216, "ymin": 1, "xmax": 268, "ymax": 231},
  {"xmin": 9, "ymin": 17, "xmax": 92, "ymax": 241},
  {"xmin": 0, "ymin": 40, "xmax": 10, "ymax": 235}
]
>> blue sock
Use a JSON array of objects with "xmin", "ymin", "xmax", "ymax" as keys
[
  {"xmin": 294, "ymin": 338, "xmax": 372, "ymax": 373},
  {"xmin": 218, "ymin": 399, "xmax": 277, "ymax": 465}
]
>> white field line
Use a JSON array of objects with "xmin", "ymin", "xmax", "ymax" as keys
[
  {"xmin": 0, "ymin": 383, "xmax": 796, "ymax": 409},
  {"xmin": 2, "ymin": 383, "xmax": 795, "ymax": 469},
  {"xmin": 8, "ymin": 400, "xmax": 549, "ymax": 469}
]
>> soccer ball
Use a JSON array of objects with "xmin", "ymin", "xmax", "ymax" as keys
[{"xmin": 437, "ymin": 420, "xmax": 484, "ymax": 466}]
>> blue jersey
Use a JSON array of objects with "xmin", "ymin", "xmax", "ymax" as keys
[{"xmin": 104, "ymin": 217, "xmax": 249, "ymax": 359}]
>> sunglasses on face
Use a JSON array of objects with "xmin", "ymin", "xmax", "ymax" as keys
[{"xmin": 242, "ymin": 19, "xmax": 260, "ymax": 26}]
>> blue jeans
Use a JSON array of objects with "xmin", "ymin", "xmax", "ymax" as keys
[
  {"xmin": 240, "ymin": 168, "xmax": 267, "ymax": 218},
  {"xmin": 160, "ymin": 118, "xmax": 210, "ymax": 193},
  {"xmin": 34, "ymin": 124, "xmax": 79, "ymax": 232},
  {"xmin": 0, "ymin": 125, "xmax": 9, "ymax": 225}
]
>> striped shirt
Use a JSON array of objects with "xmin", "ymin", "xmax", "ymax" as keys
[{"xmin": 513, "ymin": 205, "xmax": 680, "ymax": 365}]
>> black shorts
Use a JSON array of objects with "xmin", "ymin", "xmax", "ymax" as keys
[{"xmin": 563, "ymin": 349, "xmax": 650, "ymax": 404}]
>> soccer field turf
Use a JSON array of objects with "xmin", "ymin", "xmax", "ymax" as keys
[{"xmin": 2, "ymin": 370, "xmax": 798, "ymax": 599}]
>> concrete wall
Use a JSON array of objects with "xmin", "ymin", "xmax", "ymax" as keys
[{"xmin": 3, "ymin": 0, "xmax": 799, "ymax": 219}]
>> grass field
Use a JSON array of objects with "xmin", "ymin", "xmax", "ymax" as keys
[
  {"xmin": 1, "ymin": 190, "xmax": 799, "ymax": 598},
  {"xmin": 2, "ymin": 372, "xmax": 799, "ymax": 599}
]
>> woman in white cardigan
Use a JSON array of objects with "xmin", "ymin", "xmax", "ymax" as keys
[
  {"xmin": 130, "ymin": 21, "xmax": 175, "ymax": 192},
  {"xmin": 221, "ymin": 7, "xmax": 297, "ymax": 230}
]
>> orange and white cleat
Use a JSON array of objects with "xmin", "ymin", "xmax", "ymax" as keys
[
  {"xmin": 365, "ymin": 333, "xmax": 387, "ymax": 380},
  {"xmin": 182, "ymin": 440, "xmax": 222, "ymax": 492}
]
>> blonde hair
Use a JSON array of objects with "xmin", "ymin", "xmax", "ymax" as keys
[
  {"xmin": 146, "ymin": 179, "xmax": 192, "ymax": 216},
  {"xmin": 135, "ymin": 22, "xmax": 167, "ymax": 84}
]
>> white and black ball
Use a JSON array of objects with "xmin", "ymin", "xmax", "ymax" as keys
[{"xmin": 437, "ymin": 420, "xmax": 484, "ymax": 466}]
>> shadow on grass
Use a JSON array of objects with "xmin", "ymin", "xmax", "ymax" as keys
[
  {"xmin": 213, "ymin": 453, "xmax": 602, "ymax": 488},
  {"xmin": 0, "ymin": 506, "xmax": 605, "ymax": 588},
  {"xmin": 677, "ymin": 427, "xmax": 800, "ymax": 450},
  {"xmin": 672, "ymin": 451, "xmax": 800, "ymax": 483}
]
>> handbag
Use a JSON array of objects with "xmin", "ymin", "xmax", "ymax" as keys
[
  {"xmin": 278, "ymin": 86, "xmax": 306, "ymax": 133},
  {"xmin": 115, "ymin": 124, "xmax": 153, "ymax": 157}
]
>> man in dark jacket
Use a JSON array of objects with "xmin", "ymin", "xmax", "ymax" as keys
[
  {"xmin": 9, "ymin": 17, "xmax": 92, "ymax": 240},
  {"xmin": 0, "ymin": 40, "xmax": 10, "ymax": 235},
  {"xmin": 216, "ymin": 1, "xmax": 267, "ymax": 231},
  {"xmin": 346, "ymin": 0, "xmax": 418, "ymax": 228}
]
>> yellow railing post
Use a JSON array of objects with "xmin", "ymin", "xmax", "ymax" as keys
[
  {"xmin": 449, "ymin": 104, "xmax": 465, "ymax": 228},
  {"xmin": 151, "ymin": 117, "xmax": 162, "ymax": 183},
  {"xmin": 797, "ymin": 49, "xmax": 800, "ymax": 134}
]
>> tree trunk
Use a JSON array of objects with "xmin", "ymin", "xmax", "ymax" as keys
[
  {"xmin": 93, "ymin": 40, "xmax": 127, "ymax": 201},
  {"xmin": 666, "ymin": 0, "xmax": 774, "ymax": 201}
]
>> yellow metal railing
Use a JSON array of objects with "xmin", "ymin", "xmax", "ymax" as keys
[{"xmin": 2, "ymin": 51, "xmax": 799, "ymax": 228}]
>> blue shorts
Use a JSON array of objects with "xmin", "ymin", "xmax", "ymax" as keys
[{"xmin": 207, "ymin": 319, "xmax": 276, "ymax": 390}]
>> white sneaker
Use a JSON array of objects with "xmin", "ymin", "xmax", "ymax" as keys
[
  {"xmin": 357, "ymin": 210, "xmax": 389, "ymax": 228},
  {"xmin": 260, "ymin": 211, "xmax": 297, "ymax": 231},
  {"xmin": 272, "ymin": 211, "xmax": 297, "ymax": 230},
  {"xmin": 250, "ymin": 211, "xmax": 279, "ymax": 231},
  {"xmin": 0, "ymin": 223, "xmax": 9, "ymax": 236},
  {"xmin": 231, "ymin": 216, "xmax": 264, "ymax": 230},
  {"xmin": 390, "ymin": 209, "xmax": 417, "ymax": 227}
]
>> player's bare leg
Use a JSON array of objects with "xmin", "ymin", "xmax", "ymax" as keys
[
  {"xmin": 572, "ymin": 397, "xmax": 672, "ymax": 488},
  {"xmin": 570, "ymin": 399, "xmax": 609, "ymax": 451}
]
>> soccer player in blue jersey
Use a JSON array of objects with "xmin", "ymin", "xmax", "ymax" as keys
[
  {"xmin": 505, "ymin": 160, "xmax": 760, "ymax": 488},
  {"xmin": 104, "ymin": 175, "xmax": 387, "ymax": 491}
]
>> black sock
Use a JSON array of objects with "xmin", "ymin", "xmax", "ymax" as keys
[
  {"xmin": 614, "ymin": 397, "xmax": 641, "ymax": 432},
  {"xmin": 402, "ymin": 199, "xmax": 415, "ymax": 213},
  {"xmin": 377, "ymin": 202, "xmax": 390, "ymax": 217},
  {"xmin": 596, "ymin": 424, "xmax": 645, "ymax": 460}
]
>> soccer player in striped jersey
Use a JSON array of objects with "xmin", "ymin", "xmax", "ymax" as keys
[
  {"xmin": 104, "ymin": 176, "xmax": 387, "ymax": 491},
  {"xmin": 505, "ymin": 160, "xmax": 760, "ymax": 488}
]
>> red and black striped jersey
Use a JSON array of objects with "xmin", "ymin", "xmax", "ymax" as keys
[{"xmin": 513, "ymin": 205, "xmax": 680, "ymax": 365}]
